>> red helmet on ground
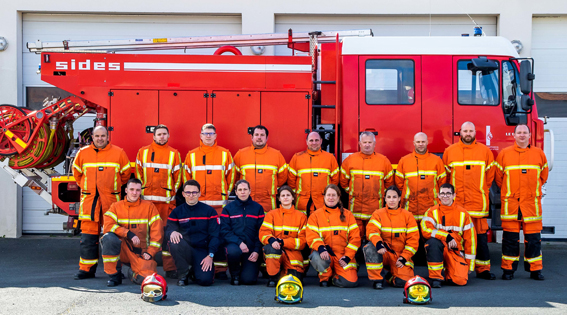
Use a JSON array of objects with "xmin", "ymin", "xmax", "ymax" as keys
[
  {"xmin": 141, "ymin": 273, "xmax": 168, "ymax": 302},
  {"xmin": 403, "ymin": 275, "xmax": 431, "ymax": 305}
]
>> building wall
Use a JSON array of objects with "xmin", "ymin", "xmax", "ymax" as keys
[{"xmin": 2, "ymin": 1, "xmax": 567, "ymax": 236}]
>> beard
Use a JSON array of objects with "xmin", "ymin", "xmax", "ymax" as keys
[{"xmin": 461, "ymin": 135, "xmax": 475, "ymax": 144}]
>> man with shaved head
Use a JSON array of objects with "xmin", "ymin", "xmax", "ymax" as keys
[
  {"xmin": 72, "ymin": 125, "xmax": 131, "ymax": 280},
  {"xmin": 443, "ymin": 121, "xmax": 496, "ymax": 280},
  {"xmin": 395, "ymin": 132, "xmax": 446, "ymax": 264},
  {"xmin": 494, "ymin": 124, "xmax": 548, "ymax": 281},
  {"xmin": 288, "ymin": 132, "xmax": 339, "ymax": 215}
]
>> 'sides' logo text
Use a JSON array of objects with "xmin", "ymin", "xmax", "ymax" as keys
[{"xmin": 55, "ymin": 59, "xmax": 120, "ymax": 71}]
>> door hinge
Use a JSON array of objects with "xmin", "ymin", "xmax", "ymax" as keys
[
  {"xmin": 108, "ymin": 126, "xmax": 114, "ymax": 131},
  {"xmin": 108, "ymin": 91, "xmax": 114, "ymax": 97},
  {"xmin": 204, "ymin": 93, "xmax": 209, "ymax": 98},
  {"xmin": 211, "ymin": 93, "xmax": 216, "ymax": 98},
  {"xmin": 305, "ymin": 94, "xmax": 311, "ymax": 99}
]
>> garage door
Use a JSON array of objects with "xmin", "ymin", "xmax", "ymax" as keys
[
  {"xmin": 274, "ymin": 15, "xmax": 497, "ymax": 55},
  {"xmin": 532, "ymin": 16, "xmax": 567, "ymax": 93},
  {"xmin": 21, "ymin": 13, "xmax": 242, "ymax": 233}
]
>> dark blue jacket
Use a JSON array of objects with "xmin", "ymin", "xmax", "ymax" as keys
[
  {"xmin": 166, "ymin": 201, "xmax": 220, "ymax": 254},
  {"xmin": 220, "ymin": 197, "xmax": 264, "ymax": 253}
]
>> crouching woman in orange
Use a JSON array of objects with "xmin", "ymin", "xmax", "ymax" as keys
[
  {"xmin": 259, "ymin": 185, "xmax": 308, "ymax": 287},
  {"xmin": 306, "ymin": 184, "xmax": 361, "ymax": 287},
  {"xmin": 363, "ymin": 186, "xmax": 419, "ymax": 290}
]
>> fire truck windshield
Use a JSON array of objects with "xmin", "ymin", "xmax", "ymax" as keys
[
  {"xmin": 502, "ymin": 60, "xmax": 527, "ymax": 116},
  {"xmin": 457, "ymin": 60, "xmax": 499, "ymax": 106}
]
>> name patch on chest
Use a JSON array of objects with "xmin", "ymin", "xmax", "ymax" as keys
[
  {"xmin": 258, "ymin": 169, "xmax": 263, "ymax": 173},
  {"xmin": 98, "ymin": 167, "xmax": 104, "ymax": 171},
  {"xmin": 154, "ymin": 168, "xmax": 160, "ymax": 173},
  {"xmin": 131, "ymin": 224, "xmax": 137, "ymax": 228},
  {"xmin": 313, "ymin": 173, "xmax": 319, "ymax": 177},
  {"xmin": 365, "ymin": 175, "xmax": 370, "ymax": 179},
  {"xmin": 207, "ymin": 170, "xmax": 212, "ymax": 175},
  {"xmin": 466, "ymin": 165, "xmax": 471, "ymax": 170},
  {"xmin": 284, "ymin": 230, "xmax": 289, "ymax": 235},
  {"xmin": 334, "ymin": 230, "xmax": 339, "ymax": 235},
  {"xmin": 522, "ymin": 169, "xmax": 527, "ymax": 174},
  {"xmin": 420, "ymin": 175, "xmax": 425, "ymax": 180}
]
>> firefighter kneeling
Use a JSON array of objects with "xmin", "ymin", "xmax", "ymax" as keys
[
  {"xmin": 421, "ymin": 183, "xmax": 476, "ymax": 288},
  {"xmin": 101, "ymin": 178, "xmax": 164, "ymax": 287},
  {"xmin": 363, "ymin": 186, "xmax": 419, "ymax": 290}
]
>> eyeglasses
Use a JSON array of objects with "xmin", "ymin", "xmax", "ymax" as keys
[
  {"xmin": 439, "ymin": 193, "xmax": 454, "ymax": 197},
  {"xmin": 201, "ymin": 132, "xmax": 216, "ymax": 137},
  {"xmin": 183, "ymin": 191, "xmax": 199, "ymax": 196}
]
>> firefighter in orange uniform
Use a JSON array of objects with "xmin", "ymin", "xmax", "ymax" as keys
[
  {"xmin": 101, "ymin": 178, "xmax": 163, "ymax": 286},
  {"xmin": 136, "ymin": 124, "xmax": 182, "ymax": 279},
  {"xmin": 72, "ymin": 126, "xmax": 131, "ymax": 280},
  {"xmin": 494, "ymin": 124, "xmax": 548, "ymax": 281},
  {"xmin": 288, "ymin": 131, "xmax": 339, "ymax": 215},
  {"xmin": 421, "ymin": 183, "xmax": 476, "ymax": 288},
  {"xmin": 183, "ymin": 123, "xmax": 234, "ymax": 278},
  {"xmin": 395, "ymin": 132, "xmax": 446, "ymax": 264},
  {"xmin": 234, "ymin": 125, "xmax": 288, "ymax": 212},
  {"xmin": 340, "ymin": 131, "xmax": 394, "ymax": 241},
  {"xmin": 443, "ymin": 121, "xmax": 496, "ymax": 280},
  {"xmin": 306, "ymin": 184, "xmax": 361, "ymax": 287},
  {"xmin": 259, "ymin": 185, "xmax": 307, "ymax": 287},
  {"xmin": 363, "ymin": 186, "xmax": 419, "ymax": 290}
]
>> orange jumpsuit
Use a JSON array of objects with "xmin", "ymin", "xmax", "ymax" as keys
[
  {"xmin": 340, "ymin": 152, "xmax": 394, "ymax": 240},
  {"xmin": 259, "ymin": 206, "xmax": 307, "ymax": 276},
  {"xmin": 136, "ymin": 141, "xmax": 182, "ymax": 273},
  {"xmin": 234, "ymin": 145, "xmax": 288, "ymax": 212},
  {"xmin": 101, "ymin": 199, "xmax": 163, "ymax": 279},
  {"xmin": 288, "ymin": 149, "xmax": 339, "ymax": 214},
  {"xmin": 395, "ymin": 150, "xmax": 446, "ymax": 221},
  {"xmin": 365, "ymin": 207, "xmax": 419, "ymax": 283},
  {"xmin": 306, "ymin": 206, "xmax": 361, "ymax": 284},
  {"xmin": 421, "ymin": 203, "xmax": 476, "ymax": 285},
  {"xmin": 443, "ymin": 139, "xmax": 495, "ymax": 273},
  {"xmin": 183, "ymin": 141, "xmax": 235, "ymax": 213},
  {"xmin": 72, "ymin": 143, "xmax": 131, "ymax": 273},
  {"xmin": 494, "ymin": 143, "xmax": 548, "ymax": 272}
]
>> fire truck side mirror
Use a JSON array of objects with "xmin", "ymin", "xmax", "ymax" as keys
[
  {"xmin": 247, "ymin": 127, "xmax": 254, "ymax": 135},
  {"xmin": 520, "ymin": 94, "xmax": 534, "ymax": 111},
  {"xmin": 520, "ymin": 60, "xmax": 535, "ymax": 95},
  {"xmin": 470, "ymin": 57, "xmax": 498, "ymax": 72}
]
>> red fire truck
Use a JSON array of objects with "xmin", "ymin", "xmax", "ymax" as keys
[{"xmin": 0, "ymin": 29, "xmax": 542, "ymax": 231}]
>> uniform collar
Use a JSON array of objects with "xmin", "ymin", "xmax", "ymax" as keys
[
  {"xmin": 360, "ymin": 151, "xmax": 375, "ymax": 159},
  {"xmin": 386, "ymin": 207, "xmax": 401, "ymax": 215},
  {"xmin": 251, "ymin": 144, "xmax": 269, "ymax": 154},
  {"xmin": 307, "ymin": 148, "xmax": 322, "ymax": 156},
  {"xmin": 413, "ymin": 150, "xmax": 430, "ymax": 159},
  {"xmin": 438, "ymin": 203, "xmax": 456, "ymax": 214},
  {"xmin": 200, "ymin": 140, "xmax": 218, "ymax": 154},
  {"xmin": 150, "ymin": 141, "xmax": 170, "ymax": 150},
  {"xmin": 234, "ymin": 196, "xmax": 251, "ymax": 206},
  {"xmin": 514, "ymin": 142, "xmax": 530, "ymax": 152},
  {"xmin": 91, "ymin": 143, "xmax": 112, "ymax": 152},
  {"xmin": 458, "ymin": 139, "xmax": 477, "ymax": 148},
  {"xmin": 280, "ymin": 206, "xmax": 296, "ymax": 214},
  {"xmin": 125, "ymin": 198, "xmax": 142, "ymax": 207}
]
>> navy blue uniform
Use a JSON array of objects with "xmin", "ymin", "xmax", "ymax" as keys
[
  {"xmin": 167, "ymin": 201, "xmax": 220, "ymax": 286},
  {"xmin": 220, "ymin": 197, "xmax": 264, "ymax": 284}
]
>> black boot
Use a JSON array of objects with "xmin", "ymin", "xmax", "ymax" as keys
[
  {"xmin": 319, "ymin": 281, "xmax": 329, "ymax": 287},
  {"xmin": 107, "ymin": 273, "xmax": 123, "ymax": 287},
  {"xmin": 431, "ymin": 280, "xmax": 442, "ymax": 288},
  {"xmin": 128, "ymin": 268, "xmax": 144, "ymax": 285},
  {"xmin": 165, "ymin": 270, "xmax": 178, "ymax": 279},
  {"xmin": 231, "ymin": 275, "xmax": 241, "ymax": 286},
  {"xmin": 74, "ymin": 270, "xmax": 95, "ymax": 280},
  {"xmin": 267, "ymin": 276, "xmax": 278, "ymax": 287},
  {"xmin": 530, "ymin": 271, "xmax": 545, "ymax": 281},
  {"xmin": 502, "ymin": 270, "xmax": 514, "ymax": 280},
  {"xmin": 177, "ymin": 270, "xmax": 189, "ymax": 286},
  {"xmin": 373, "ymin": 280, "xmax": 384, "ymax": 290},
  {"xmin": 476, "ymin": 271, "xmax": 496, "ymax": 280}
]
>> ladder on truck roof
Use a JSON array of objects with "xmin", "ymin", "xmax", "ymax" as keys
[{"xmin": 27, "ymin": 29, "xmax": 373, "ymax": 52}]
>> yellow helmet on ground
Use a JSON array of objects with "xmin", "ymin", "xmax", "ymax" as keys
[{"xmin": 275, "ymin": 274, "xmax": 303, "ymax": 304}]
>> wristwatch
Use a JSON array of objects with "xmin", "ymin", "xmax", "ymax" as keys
[{"xmin": 209, "ymin": 253, "xmax": 214, "ymax": 258}]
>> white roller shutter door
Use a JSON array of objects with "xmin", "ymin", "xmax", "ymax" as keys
[{"xmin": 532, "ymin": 16, "xmax": 567, "ymax": 93}]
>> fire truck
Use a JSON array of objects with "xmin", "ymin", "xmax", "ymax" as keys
[{"xmin": 0, "ymin": 29, "xmax": 546, "ymax": 232}]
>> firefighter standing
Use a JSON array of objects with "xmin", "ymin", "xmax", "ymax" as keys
[
  {"xmin": 101, "ymin": 178, "xmax": 163, "ymax": 286},
  {"xmin": 340, "ymin": 131, "xmax": 394, "ymax": 241},
  {"xmin": 183, "ymin": 123, "xmax": 234, "ymax": 278},
  {"xmin": 288, "ymin": 131, "xmax": 339, "ymax": 215},
  {"xmin": 363, "ymin": 186, "xmax": 419, "ymax": 290},
  {"xmin": 136, "ymin": 124, "xmax": 182, "ymax": 279},
  {"xmin": 443, "ymin": 121, "xmax": 496, "ymax": 280},
  {"xmin": 421, "ymin": 183, "xmax": 476, "ymax": 288},
  {"xmin": 72, "ymin": 126, "xmax": 131, "ymax": 280},
  {"xmin": 259, "ymin": 185, "xmax": 307, "ymax": 287},
  {"xmin": 306, "ymin": 184, "xmax": 361, "ymax": 288},
  {"xmin": 395, "ymin": 132, "xmax": 446, "ymax": 264},
  {"xmin": 494, "ymin": 124, "xmax": 548, "ymax": 281},
  {"xmin": 166, "ymin": 180, "xmax": 221, "ymax": 286},
  {"xmin": 220, "ymin": 180, "xmax": 265, "ymax": 285},
  {"xmin": 233, "ymin": 125, "xmax": 288, "ymax": 213}
]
